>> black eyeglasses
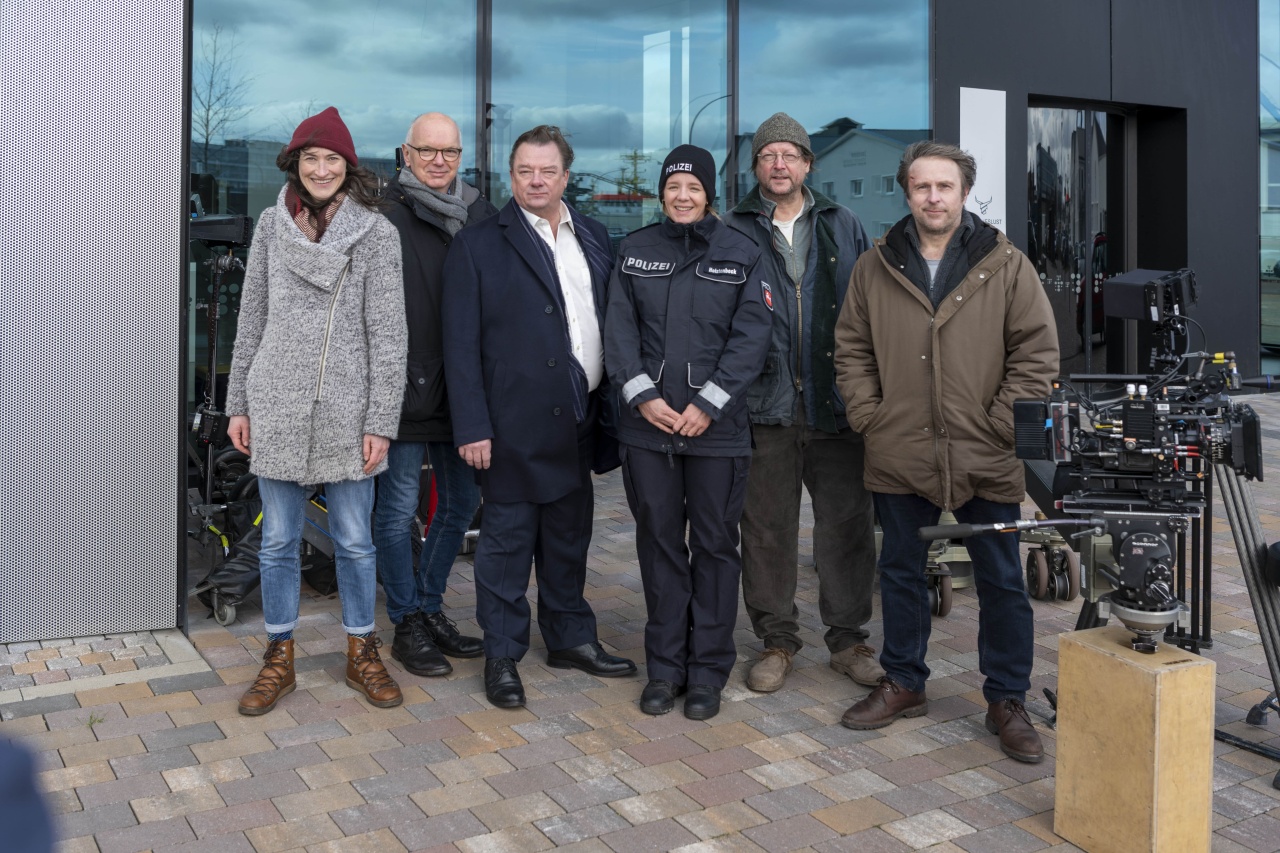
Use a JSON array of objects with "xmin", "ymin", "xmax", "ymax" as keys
[{"xmin": 405, "ymin": 144, "xmax": 462, "ymax": 162}]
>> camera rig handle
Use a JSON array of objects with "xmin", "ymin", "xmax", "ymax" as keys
[{"xmin": 918, "ymin": 517, "xmax": 1106, "ymax": 542}]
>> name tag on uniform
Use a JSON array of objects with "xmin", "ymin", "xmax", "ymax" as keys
[{"xmin": 696, "ymin": 262, "xmax": 746, "ymax": 284}]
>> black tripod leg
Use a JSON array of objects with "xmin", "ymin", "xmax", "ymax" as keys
[{"xmin": 1075, "ymin": 598, "xmax": 1106, "ymax": 631}]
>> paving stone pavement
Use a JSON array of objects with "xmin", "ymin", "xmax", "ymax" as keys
[{"xmin": 5, "ymin": 396, "xmax": 1280, "ymax": 851}]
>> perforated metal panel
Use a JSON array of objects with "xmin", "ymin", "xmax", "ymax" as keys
[{"xmin": 0, "ymin": 1, "xmax": 184, "ymax": 642}]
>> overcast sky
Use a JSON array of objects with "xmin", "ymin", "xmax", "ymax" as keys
[{"xmin": 192, "ymin": 0, "xmax": 929, "ymax": 186}]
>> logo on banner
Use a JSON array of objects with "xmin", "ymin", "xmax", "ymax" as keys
[{"xmin": 762, "ymin": 282, "xmax": 774, "ymax": 311}]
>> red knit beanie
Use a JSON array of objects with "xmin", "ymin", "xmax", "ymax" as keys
[{"xmin": 286, "ymin": 106, "xmax": 357, "ymax": 167}]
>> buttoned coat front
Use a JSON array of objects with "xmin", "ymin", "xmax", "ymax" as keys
[{"xmin": 441, "ymin": 200, "xmax": 617, "ymax": 505}]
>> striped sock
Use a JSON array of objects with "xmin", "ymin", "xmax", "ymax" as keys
[
  {"xmin": 267, "ymin": 631, "xmax": 292, "ymax": 643},
  {"xmin": 350, "ymin": 631, "xmax": 373, "ymax": 639}
]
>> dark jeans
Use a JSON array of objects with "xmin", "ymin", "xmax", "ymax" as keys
[
  {"xmin": 740, "ymin": 421, "xmax": 877, "ymax": 653},
  {"xmin": 621, "ymin": 446, "xmax": 748, "ymax": 689},
  {"xmin": 874, "ymin": 491, "xmax": 1033, "ymax": 703},
  {"xmin": 374, "ymin": 440, "xmax": 483, "ymax": 624}
]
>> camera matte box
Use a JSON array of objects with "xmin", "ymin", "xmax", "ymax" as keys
[{"xmin": 1103, "ymin": 268, "xmax": 1172, "ymax": 321}]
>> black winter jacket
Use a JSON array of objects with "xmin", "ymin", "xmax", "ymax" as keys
[
  {"xmin": 605, "ymin": 214, "xmax": 771, "ymax": 456},
  {"xmin": 382, "ymin": 180, "xmax": 497, "ymax": 442},
  {"xmin": 725, "ymin": 186, "xmax": 870, "ymax": 432}
]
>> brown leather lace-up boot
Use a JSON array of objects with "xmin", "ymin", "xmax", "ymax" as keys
[
  {"xmin": 346, "ymin": 634, "xmax": 403, "ymax": 708},
  {"xmin": 238, "ymin": 639, "xmax": 295, "ymax": 716}
]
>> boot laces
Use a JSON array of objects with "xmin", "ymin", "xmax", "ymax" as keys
[
  {"xmin": 425, "ymin": 611, "xmax": 461, "ymax": 640},
  {"xmin": 246, "ymin": 640, "xmax": 291, "ymax": 699},
  {"xmin": 353, "ymin": 636, "xmax": 395, "ymax": 690}
]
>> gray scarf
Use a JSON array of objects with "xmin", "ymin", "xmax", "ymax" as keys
[{"xmin": 398, "ymin": 167, "xmax": 470, "ymax": 236}]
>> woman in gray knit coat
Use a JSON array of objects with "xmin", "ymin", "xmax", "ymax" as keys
[{"xmin": 225, "ymin": 107, "xmax": 408, "ymax": 715}]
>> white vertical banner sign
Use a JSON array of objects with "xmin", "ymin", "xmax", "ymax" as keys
[{"xmin": 959, "ymin": 87, "xmax": 1007, "ymax": 230}]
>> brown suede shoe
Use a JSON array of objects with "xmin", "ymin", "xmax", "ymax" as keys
[
  {"xmin": 829, "ymin": 644, "xmax": 886, "ymax": 687},
  {"xmin": 238, "ymin": 639, "xmax": 295, "ymax": 716},
  {"xmin": 346, "ymin": 634, "xmax": 403, "ymax": 708},
  {"xmin": 747, "ymin": 647, "xmax": 793, "ymax": 693},
  {"xmin": 840, "ymin": 676, "xmax": 928, "ymax": 729},
  {"xmin": 986, "ymin": 699, "xmax": 1044, "ymax": 763}
]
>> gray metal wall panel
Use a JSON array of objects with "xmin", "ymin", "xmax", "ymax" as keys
[
  {"xmin": 0, "ymin": 1, "xmax": 184, "ymax": 642},
  {"xmin": 935, "ymin": 0, "xmax": 1260, "ymax": 375},
  {"xmin": 934, "ymin": 0, "xmax": 1113, "ymax": 255},
  {"xmin": 1112, "ymin": 0, "xmax": 1260, "ymax": 376}
]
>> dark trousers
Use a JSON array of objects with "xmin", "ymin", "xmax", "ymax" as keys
[
  {"xmin": 621, "ymin": 446, "xmax": 748, "ymax": 689},
  {"xmin": 874, "ymin": 492, "xmax": 1033, "ymax": 703},
  {"xmin": 473, "ymin": 408, "xmax": 599, "ymax": 661},
  {"xmin": 740, "ymin": 419, "xmax": 877, "ymax": 653}
]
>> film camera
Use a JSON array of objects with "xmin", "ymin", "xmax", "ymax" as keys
[{"xmin": 1013, "ymin": 268, "xmax": 1264, "ymax": 651}]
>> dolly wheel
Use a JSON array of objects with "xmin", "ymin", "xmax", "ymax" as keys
[
  {"xmin": 211, "ymin": 590, "xmax": 236, "ymax": 626},
  {"xmin": 932, "ymin": 574, "xmax": 953, "ymax": 617},
  {"xmin": 1026, "ymin": 550, "xmax": 1050, "ymax": 599},
  {"xmin": 1063, "ymin": 548, "xmax": 1081, "ymax": 601}
]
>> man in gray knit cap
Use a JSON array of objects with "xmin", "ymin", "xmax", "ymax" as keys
[{"xmin": 726, "ymin": 112, "xmax": 881, "ymax": 693}]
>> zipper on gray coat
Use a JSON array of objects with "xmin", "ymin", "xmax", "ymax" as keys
[{"xmin": 315, "ymin": 260, "xmax": 351, "ymax": 401}]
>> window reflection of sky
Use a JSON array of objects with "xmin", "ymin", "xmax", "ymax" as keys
[{"xmin": 739, "ymin": 0, "xmax": 928, "ymax": 132}]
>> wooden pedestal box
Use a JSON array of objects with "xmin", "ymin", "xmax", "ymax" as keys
[{"xmin": 1055, "ymin": 625, "xmax": 1214, "ymax": 853}]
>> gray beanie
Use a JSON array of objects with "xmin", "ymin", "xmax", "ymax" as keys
[{"xmin": 752, "ymin": 112, "xmax": 813, "ymax": 160}]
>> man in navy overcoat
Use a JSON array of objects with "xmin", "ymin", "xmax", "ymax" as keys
[{"xmin": 442, "ymin": 125, "xmax": 636, "ymax": 708}]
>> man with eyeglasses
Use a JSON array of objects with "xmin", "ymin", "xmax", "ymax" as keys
[
  {"xmin": 726, "ymin": 111, "xmax": 881, "ymax": 694},
  {"xmin": 374, "ymin": 112, "xmax": 495, "ymax": 679},
  {"xmin": 442, "ymin": 125, "xmax": 636, "ymax": 709}
]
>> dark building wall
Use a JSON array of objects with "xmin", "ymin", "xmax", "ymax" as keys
[{"xmin": 934, "ymin": 0, "xmax": 1260, "ymax": 374}]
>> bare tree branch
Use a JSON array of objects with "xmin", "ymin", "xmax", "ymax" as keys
[{"xmin": 192, "ymin": 22, "xmax": 254, "ymax": 176}]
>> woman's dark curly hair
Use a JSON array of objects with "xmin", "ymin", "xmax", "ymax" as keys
[{"xmin": 276, "ymin": 146, "xmax": 384, "ymax": 209}]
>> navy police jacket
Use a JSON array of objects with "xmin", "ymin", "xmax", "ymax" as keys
[{"xmin": 605, "ymin": 214, "xmax": 771, "ymax": 456}]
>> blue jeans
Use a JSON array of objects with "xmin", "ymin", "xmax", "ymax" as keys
[
  {"xmin": 258, "ymin": 476, "xmax": 377, "ymax": 635},
  {"xmin": 374, "ymin": 440, "xmax": 481, "ymax": 623},
  {"xmin": 874, "ymin": 492, "xmax": 1033, "ymax": 703}
]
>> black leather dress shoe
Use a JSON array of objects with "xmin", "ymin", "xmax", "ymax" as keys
[
  {"xmin": 546, "ymin": 641, "xmax": 637, "ymax": 678},
  {"xmin": 422, "ymin": 611, "xmax": 484, "ymax": 659},
  {"xmin": 684, "ymin": 684, "xmax": 721, "ymax": 720},
  {"xmin": 640, "ymin": 680, "xmax": 686, "ymax": 715},
  {"xmin": 484, "ymin": 658, "xmax": 525, "ymax": 708}
]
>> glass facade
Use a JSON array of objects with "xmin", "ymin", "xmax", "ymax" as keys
[
  {"xmin": 1262, "ymin": 0, "xmax": 1280, "ymax": 346},
  {"xmin": 488, "ymin": 1, "xmax": 729, "ymax": 242},
  {"xmin": 188, "ymin": 0, "xmax": 477, "ymax": 404},
  {"xmin": 188, "ymin": 0, "xmax": 932, "ymax": 406},
  {"xmin": 737, "ymin": 0, "xmax": 929, "ymax": 233}
]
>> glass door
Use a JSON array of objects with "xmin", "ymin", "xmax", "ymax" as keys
[{"xmin": 1026, "ymin": 106, "xmax": 1111, "ymax": 377}]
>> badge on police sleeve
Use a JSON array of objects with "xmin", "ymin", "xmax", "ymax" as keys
[{"xmin": 761, "ymin": 282, "xmax": 774, "ymax": 311}]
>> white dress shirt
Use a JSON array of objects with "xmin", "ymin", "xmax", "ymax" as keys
[{"xmin": 521, "ymin": 202, "xmax": 604, "ymax": 391}]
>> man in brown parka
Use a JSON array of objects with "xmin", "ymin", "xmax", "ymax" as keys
[{"xmin": 833, "ymin": 141, "xmax": 1058, "ymax": 763}]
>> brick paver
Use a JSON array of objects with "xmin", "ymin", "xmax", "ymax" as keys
[{"xmin": 8, "ymin": 394, "xmax": 1280, "ymax": 850}]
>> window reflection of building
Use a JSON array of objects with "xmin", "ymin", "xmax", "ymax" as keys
[{"xmin": 188, "ymin": 0, "xmax": 930, "ymax": 397}]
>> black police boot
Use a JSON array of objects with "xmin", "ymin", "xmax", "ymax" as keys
[{"xmin": 684, "ymin": 684, "xmax": 721, "ymax": 720}]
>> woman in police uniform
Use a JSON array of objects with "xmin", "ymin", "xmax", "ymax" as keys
[{"xmin": 604, "ymin": 144, "xmax": 771, "ymax": 720}]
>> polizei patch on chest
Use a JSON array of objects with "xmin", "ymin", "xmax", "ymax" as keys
[{"xmin": 622, "ymin": 256, "xmax": 674, "ymax": 276}]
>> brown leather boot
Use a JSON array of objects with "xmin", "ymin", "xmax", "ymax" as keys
[
  {"xmin": 238, "ymin": 639, "xmax": 295, "ymax": 716},
  {"xmin": 840, "ymin": 676, "xmax": 928, "ymax": 729},
  {"xmin": 346, "ymin": 634, "xmax": 403, "ymax": 708},
  {"xmin": 986, "ymin": 699, "xmax": 1044, "ymax": 763}
]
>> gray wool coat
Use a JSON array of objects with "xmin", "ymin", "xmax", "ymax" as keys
[{"xmin": 226, "ymin": 186, "xmax": 408, "ymax": 485}]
